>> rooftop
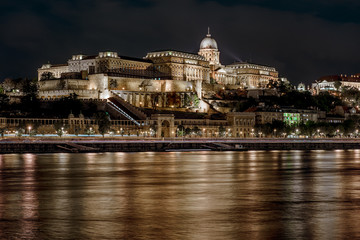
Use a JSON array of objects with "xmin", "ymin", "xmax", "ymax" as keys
[
  {"xmin": 317, "ymin": 74, "xmax": 360, "ymax": 83},
  {"xmin": 228, "ymin": 62, "xmax": 276, "ymax": 71},
  {"xmin": 145, "ymin": 50, "xmax": 206, "ymax": 61}
]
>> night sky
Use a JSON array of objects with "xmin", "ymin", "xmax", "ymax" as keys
[{"xmin": 1, "ymin": 0, "xmax": 360, "ymax": 85}]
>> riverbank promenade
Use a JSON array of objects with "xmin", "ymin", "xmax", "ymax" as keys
[{"xmin": 1, "ymin": 137, "xmax": 360, "ymax": 153}]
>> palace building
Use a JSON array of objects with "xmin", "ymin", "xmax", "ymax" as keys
[
  {"xmin": 312, "ymin": 74, "xmax": 360, "ymax": 93},
  {"xmin": 38, "ymin": 29, "xmax": 279, "ymax": 101}
]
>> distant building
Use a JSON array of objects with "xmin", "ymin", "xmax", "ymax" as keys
[
  {"xmin": 297, "ymin": 83, "xmax": 306, "ymax": 91},
  {"xmin": 312, "ymin": 73, "xmax": 360, "ymax": 94},
  {"xmin": 38, "ymin": 29, "xmax": 280, "ymax": 102}
]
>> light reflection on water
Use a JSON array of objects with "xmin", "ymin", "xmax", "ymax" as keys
[{"xmin": 1, "ymin": 151, "xmax": 360, "ymax": 239}]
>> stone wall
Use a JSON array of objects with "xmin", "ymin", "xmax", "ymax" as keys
[
  {"xmin": 39, "ymin": 90, "xmax": 98, "ymax": 99},
  {"xmin": 39, "ymin": 79, "xmax": 90, "ymax": 91}
]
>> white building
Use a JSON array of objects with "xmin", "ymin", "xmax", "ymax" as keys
[{"xmin": 37, "ymin": 29, "xmax": 280, "ymax": 101}]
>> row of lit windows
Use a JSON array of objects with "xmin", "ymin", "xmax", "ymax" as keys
[
  {"xmin": 146, "ymin": 51, "xmax": 205, "ymax": 61},
  {"xmin": 230, "ymin": 64, "xmax": 275, "ymax": 72}
]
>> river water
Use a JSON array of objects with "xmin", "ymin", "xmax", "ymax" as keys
[{"xmin": 1, "ymin": 150, "xmax": 360, "ymax": 239}]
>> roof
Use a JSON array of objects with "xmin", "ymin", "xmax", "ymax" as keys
[
  {"xmin": 317, "ymin": 74, "xmax": 360, "ymax": 83},
  {"xmin": 119, "ymin": 55, "xmax": 152, "ymax": 63},
  {"xmin": 228, "ymin": 62, "xmax": 276, "ymax": 71},
  {"xmin": 200, "ymin": 35, "xmax": 218, "ymax": 49},
  {"xmin": 50, "ymin": 64, "xmax": 68, "ymax": 67},
  {"xmin": 145, "ymin": 50, "xmax": 206, "ymax": 61},
  {"xmin": 244, "ymin": 107, "xmax": 258, "ymax": 112},
  {"xmin": 82, "ymin": 55, "xmax": 97, "ymax": 60}
]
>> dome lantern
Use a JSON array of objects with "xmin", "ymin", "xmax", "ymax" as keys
[{"xmin": 200, "ymin": 27, "xmax": 218, "ymax": 50}]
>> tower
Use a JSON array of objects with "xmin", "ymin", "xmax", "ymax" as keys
[{"xmin": 198, "ymin": 28, "xmax": 220, "ymax": 66}]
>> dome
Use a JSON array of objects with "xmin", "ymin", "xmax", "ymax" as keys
[{"xmin": 200, "ymin": 30, "xmax": 218, "ymax": 49}]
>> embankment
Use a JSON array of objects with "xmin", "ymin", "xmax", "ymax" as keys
[{"xmin": 0, "ymin": 138, "xmax": 360, "ymax": 154}]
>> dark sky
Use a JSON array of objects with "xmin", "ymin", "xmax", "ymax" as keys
[{"xmin": 1, "ymin": 0, "xmax": 360, "ymax": 85}]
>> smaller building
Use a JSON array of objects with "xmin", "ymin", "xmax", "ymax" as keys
[
  {"xmin": 312, "ymin": 73, "xmax": 360, "ymax": 94},
  {"xmin": 282, "ymin": 108, "xmax": 319, "ymax": 125}
]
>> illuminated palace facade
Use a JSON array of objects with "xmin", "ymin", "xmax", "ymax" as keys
[
  {"xmin": 38, "ymin": 30, "xmax": 279, "ymax": 103},
  {"xmin": 312, "ymin": 73, "xmax": 360, "ymax": 94}
]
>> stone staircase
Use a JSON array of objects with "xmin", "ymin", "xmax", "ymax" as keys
[
  {"xmin": 110, "ymin": 91, "xmax": 147, "ymax": 120},
  {"xmin": 106, "ymin": 99, "xmax": 141, "ymax": 126}
]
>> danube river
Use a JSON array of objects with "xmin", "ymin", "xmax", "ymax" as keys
[{"xmin": 1, "ymin": 150, "xmax": 360, "ymax": 239}]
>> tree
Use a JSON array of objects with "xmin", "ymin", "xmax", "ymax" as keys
[
  {"xmin": 53, "ymin": 93, "xmax": 83, "ymax": 117},
  {"xmin": 29, "ymin": 129, "xmax": 37, "ymax": 137},
  {"xmin": 343, "ymin": 119, "xmax": 356, "ymax": 136},
  {"xmin": 149, "ymin": 124, "xmax": 157, "ymax": 137},
  {"xmin": 20, "ymin": 78, "xmax": 40, "ymax": 115},
  {"xmin": 184, "ymin": 94, "xmax": 191, "ymax": 107},
  {"xmin": 176, "ymin": 125, "xmax": 185, "ymax": 137},
  {"xmin": 0, "ymin": 127, "xmax": 6, "ymax": 138},
  {"xmin": 184, "ymin": 93, "xmax": 200, "ymax": 108},
  {"xmin": 58, "ymin": 79, "xmax": 66, "ymax": 90},
  {"xmin": 74, "ymin": 125, "xmax": 81, "ymax": 136},
  {"xmin": 54, "ymin": 121, "xmax": 66, "ymax": 137},
  {"xmin": 314, "ymin": 92, "xmax": 342, "ymax": 112},
  {"xmin": 120, "ymin": 128, "xmax": 125, "ymax": 136},
  {"xmin": 298, "ymin": 121, "xmax": 317, "ymax": 137},
  {"xmin": 255, "ymin": 123, "xmax": 273, "ymax": 137},
  {"xmin": 192, "ymin": 126, "xmax": 202, "ymax": 136},
  {"xmin": 277, "ymin": 79, "xmax": 293, "ymax": 94},
  {"xmin": 234, "ymin": 97, "xmax": 256, "ymax": 112},
  {"xmin": 191, "ymin": 94, "xmax": 200, "ymax": 108},
  {"xmin": 2, "ymin": 78, "xmax": 16, "ymax": 92},
  {"xmin": 96, "ymin": 111, "xmax": 111, "ymax": 137},
  {"xmin": 266, "ymin": 79, "xmax": 277, "ymax": 89},
  {"xmin": 16, "ymin": 127, "xmax": 25, "ymax": 137},
  {"xmin": 0, "ymin": 94, "xmax": 9, "ymax": 109},
  {"xmin": 341, "ymin": 87, "xmax": 360, "ymax": 106},
  {"xmin": 41, "ymin": 72, "xmax": 55, "ymax": 80},
  {"xmin": 22, "ymin": 78, "xmax": 38, "ymax": 96},
  {"xmin": 109, "ymin": 79, "xmax": 118, "ymax": 89},
  {"xmin": 218, "ymin": 126, "xmax": 226, "ymax": 137},
  {"xmin": 37, "ymin": 126, "xmax": 48, "ymax": 136},
  {"xmin": 85, "ymin": 125, "xmax": 95, "ymax": 136},
  {"xmin": 185, "ymin": 127, "xmax": 192, "ymax": 136},
  {"xmin": 334, "ymin": 81, "xmax": 342, "ymax": 91}
]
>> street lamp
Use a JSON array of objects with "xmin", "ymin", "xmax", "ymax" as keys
[{"xmin": 28, "ymin": 126, "xmax": 32, "ymax": 136}]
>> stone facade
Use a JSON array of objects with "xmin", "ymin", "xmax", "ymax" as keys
[
  {"xmin": 37, "ymin": 30, "xmax": 280, "ymax": 102},
  {"xmin": 312, "ymin": 74, "xmax": 360, "ymax": 94},
  {"xmin": 145, "ymin": 50, "xmax": 210, "ymax": 83}
]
